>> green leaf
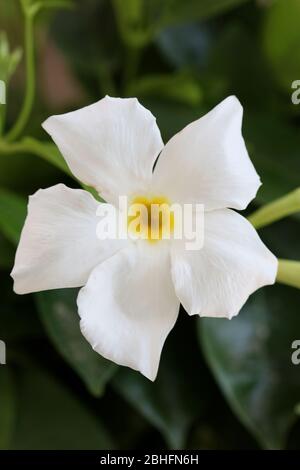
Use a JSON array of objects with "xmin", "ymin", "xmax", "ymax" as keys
[
  {"xmin": 145, "ymin": 99, "xmax": 202, "ymax": 141},
  {"xmin": 158, "ymin": 0, "xmax": 250, "ymax": 29},
  {"xmin": 113, "ymin": 316, "xmax": 204, "ymax": 449},
  {"xmin": 263, "ymin": 0, "xmax": 300, "ymax": 91},
  {"xmin": 127, "ymin": 72, "xmax": 203, "ymax": 107},
  {"xmin": 0, "ymin": 233, "xmax": 14, "ymax": 268},
  {"xmin": 0, "ymin": 188, "xmax": 26, "ymax": 244},
  {"xmin": 244, "ymin": 113, "xmax": 300, "ymax": 205},
  {"xmin": 157, "ymin": 23, "xmax": 210, "ymax": 69},
  {"xmin": 199, "ymin": 284, "xmax": 300, "ymax": 449},
  {"xmin": 36, "ymin": 288, "xmax": 117, "ymax": 396},
  {"xmin": 10, "ymin": 364, "xmax": 114, "ymax": 449},
  {"xmin": 260, "ymin": 216, "xmax": 300, "ymax": 262},
  {"xmin": 0, "ymin": 31, "xmax": 22, "ymax": 83},
  {"xmin": 113, "ymin": 0, "xmax": 248, "ymax": 48},
  {"xmin": 0, "ymin": 368, "xmax": 16, "ymax": 450},
  {"xmin": 1, "ymin": 273, "xmax": 43, "ymax": 342},
  {"xmin": 0, "ymin": 144, "xmax": 63, "ymax": 194},
  {"xmin": 203, "ymin": 22, "xmax": 277, "ymax": 109}
]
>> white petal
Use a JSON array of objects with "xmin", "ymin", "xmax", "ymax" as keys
[
  {"xmin": 152, "ymin": 96, "xmax": 260, "ymax": 210},
  {"xmin": 11, "ymin": 184, "xmax": 126, "ymax": 294},
  {"xmin": 78, "ymin": 243, "xmax": 180, "ymax": 381},
  {"xmin": 42, "ymin": 96, "xmax": 163, "ymax": 204},
  {"xmin": 171, "ymin": 209, "xmax": 278, "ymax": 318}
]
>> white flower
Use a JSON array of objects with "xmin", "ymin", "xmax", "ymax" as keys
[{"xmin": 11, "ymin": 96, "xmax": 278, "ymax": 381}]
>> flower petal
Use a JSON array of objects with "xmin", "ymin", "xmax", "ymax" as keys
[
  {"xmin": 11, "ymin": 184, "xmax": 126, "ymax": 294},
  {"xmin": 152, "ymin": 96, "xmax": 260, "ymax": 210},
  {"xmin": 78, "ymin": 243, "xmax": 180, "ymax": 381},
  {"xmin": 171, "ymin": 209, "xmax": 278, "ymax": 318},
  {"xmin": 42, "ymin": 96, "xmax": 163, "ymax": 204}
]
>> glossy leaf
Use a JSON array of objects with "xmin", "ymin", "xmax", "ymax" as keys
[
  {"xmin": 113, "ymin": 314, "xmax": 204, "ymax": 449},
  {"xmin": 36, "ymin": 288, "xmax": 117, "ymax": 396},
  {"xmin": 199, "ymin": 284, "xmax": 300, "ymax": 449},
  {"xmin": 10, "ymin": 364, "xmax": 114, "ymax": 449}
]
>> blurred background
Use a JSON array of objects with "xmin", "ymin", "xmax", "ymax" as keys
[{"xmin": 0, "ymin": 0, "xmax": 300, "ymax": 450}]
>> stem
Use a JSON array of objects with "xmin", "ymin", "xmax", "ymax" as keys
[
  {"xmin": 6, "ymin": 12, "xmax": 35, "ymax": 142},
  {"xmin": 248, "ymin": 188, "xmax": 300, "ymax": 229},
  {"xmin": 276, "ymin": 259, "xmax": 300, "ymax": 290}
]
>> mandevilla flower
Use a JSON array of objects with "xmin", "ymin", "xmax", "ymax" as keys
[{"xmin": 11, "ymin": 96, "xmax": 278, "ymax": 381}]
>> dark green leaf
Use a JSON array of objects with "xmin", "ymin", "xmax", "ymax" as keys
[
  {"xmin": 0, "ymin": 188, "xmax": 26, "ymax": 244},
  {"xmin": 157, "ymin": 23, "xmax": 210, "ymax": 69},
  {"xmin": 1, "ymin": 137, "xmax": 71, "ymax": 176},
  {"xmin": 260, "ymin": 217, "xmax": 300, "ymax": 262},
  {"xmin": 113, "ymin": 0, "xmax": 249, "ymax": 48},
  {"xmin": 113, "ymin": 314, "xmax": 204, "ymax": 449},
  {"xmin": 36, "ymin": 288, "xmax": 117, "ymax": 396},
  {"xmin": 21, "ymin": 137, "xmax": 71, "ymax": 175},
  {"xmin": 10, "ymin": 364, "xmax": 114, "ymax": 449},
  {"xmin": 244, "ymin": 113, "xmax": 300, "ymax": 205},
  {"xmin": 204, "ymin": 22, "xmax": 277, "ymax": 109},
  {"xmin": 0, "ymin": 273, "xmax": 42, "ymax": 342},
  {"xmin": 0, "ymin": 233, "xmax": 14, "ymax": 268},
  {"xmin": 199, "ymin": 284, "xmax": 300, "ymax": 449},
  {"xmin": 145, "ymin": 99, "xmax": 202, "ymax": 141},
  {"xmin": 158, "ymin": 0, "xmax": 250, "ymax": 29},
  {"xmin": 0, "ymin": 368, "xmax": 16, "ymax": 450}
]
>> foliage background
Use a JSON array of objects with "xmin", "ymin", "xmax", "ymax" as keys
[{"xmin": 0, "ymin": 0, "xmax": 300, "ymax": 450}]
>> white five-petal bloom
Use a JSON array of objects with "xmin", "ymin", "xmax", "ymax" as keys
[{"xmin": 11, "ymin": 96, "xmax": 278, "ymax": 381}]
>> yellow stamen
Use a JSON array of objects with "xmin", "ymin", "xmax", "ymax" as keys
[{"xmin": 127, "ymin": 196, "xmax": 174, "ymax": 243}]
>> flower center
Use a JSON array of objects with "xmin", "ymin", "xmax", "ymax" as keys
[{"xmin": 127, "ymin": 196, "xmax": 175, "ymax": 243}]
